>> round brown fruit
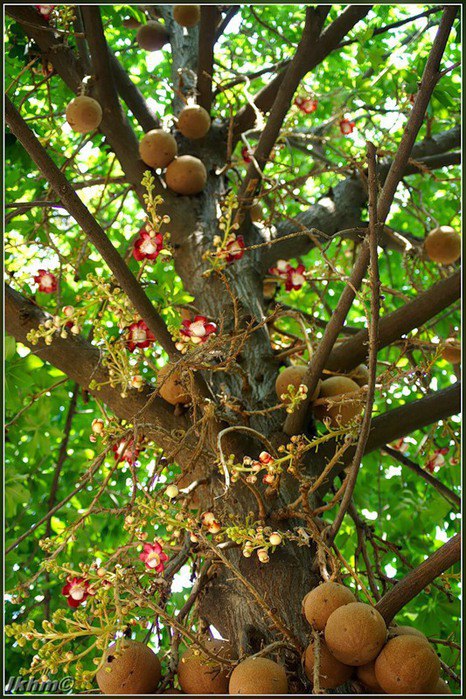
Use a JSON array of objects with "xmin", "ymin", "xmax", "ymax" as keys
[
  {"xmin": 157, "ymin": 364, "xmax": 191, "ymax": 406},
  {"xmin": 374, "ymin": 635, "xmax": 440, "ymax": 694},
  {"xmin": 165, "ymin": 155, "xmax": 207, "ymax": 195},
  {"xmin": 173, "ymin": 5, "xmax": 201, "ymax": 27},
  {"xmin": 139, "ymin": 129, "xmax": 177, "ymax": 169},
  {"xmin": 424, "ymin": 226, "xmax": 461, "ymax": 265},
  {"xmin": 314, "ymin": 376, "xmax": 361, "ymax": 428},
  {"xmin": 304, "ymin": 639, "xmax": 353, "ymax": 689},
  {"xmin": 177, "ymin": 105, "xmax": 211, "ymax": 140},
  {"xmin": 388, "ymin": 625, "xmax": 428, "ymax": 641},
  {"xmin": 427, "ymin": 677, "xmax": 452, "ymax": 694},
  {"xmin": 136, "ymin": 21, "xmax": 169, "ymax": 51},
  {"xmin": 302, "ymin": 581, "xmax": 356, "ymax": 632},
  {"xmin": 275, "ymin": 366, "xmax": 306, "ymax": 403},
  {"xmin": 66, "ymin": 96, "xmax": 102, "ymax": 134},
  {"xmin": 441, "ymin": 338, "xmax": 461, "ymax": 365},
  {"xmin": 96, "ymin": 639, "xmax": 161, "ymax": 694},
  {"xmin": 356, "ymin": 660, "xmax": 384, "ymax": 692},
  {"xmin": 350, "ymin": 364, "xmax": 369, "ymax": 387},
  {"xmin": 325, "ymin": 602, "xmax": 387, "ymax": 666},
  {"xmin": 123, "ymin": 17, "xmax": 142, "ymax": 29},
  {"xmin": 177, "ymin": 638, "xmax": 232, "ymax": 694},
  {"xmin": 228, "ymin": 657, "xmax": 288, "ymax": 695}
]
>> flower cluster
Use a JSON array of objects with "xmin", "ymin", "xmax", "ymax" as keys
[
  {"xmin": 268, "ymin": 260, "xmax": 306, "ymax": 291},
  {"xmin": 231, "ymin": 451, "xmax": 282, "ymax": 488},
  {"xmin": 61, "ymin": 576, "xmax": 93, "ymax": 608},
  {"xmin": 339, "ymin": 118, "xmax": 355, "ymax": 135},
  {"xmin": 139, "ymin": 541, "xmax": 169, "ymax": 572},
  {"xmin": 294, "ymin": 95, "xmax": 318, "ymax": 114},
  {"xmin": 125, "ymin": 320, "xmax": 155, "ymax": 352},
  {"xmin": 33, "ymin": 269, "xmax": 57, "ymax": 293},
  {"xmin": 279, "ymin": 382, "xmax": 309, "ymax": 414},
  {"xmin": 226, "ymin": 524, "xmax": 285, "ymax": 564},
  {"xmin": 112, "ymin": 437, "xmax": 141, "ymax": 465},
  {"xmin": 132, "ymin": 225, "xmax": 163, "ymax": 262},
  {"xmin": 175, "ymin": 315, "xmax": 217, "ymax": 352}
]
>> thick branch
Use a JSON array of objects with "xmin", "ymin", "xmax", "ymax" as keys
[
  {"xmin": 109, "ymin": 51, "xmax": 160, "ymax": 132},
  {"xmin": 5, "ymin": 286, "xmax": 191, "ymax": 454},
  {"xmin": 365, "ymin": 383, "xmax": 460, "ymax": 454},
  {"xmin": 5, "ymin": 96, "xmax": 178, "ymax": 359},
  {"xmin": 197, "ymin": 6, "xmax": 219, "ymax": 113},
  {"xmin": 374, "ymin": 534, "xmax": 460, "ymax": 624},
  {"xmin": 233, "ymin": 5, "xmax": 372, "ymax": 136},
  {"xmin": 327, "ymin": 270, "xmax": 460, "ymax": 374}
]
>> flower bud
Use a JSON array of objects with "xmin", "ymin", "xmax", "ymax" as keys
[
  {"xmin": 165, "ymin": 485, "xmax": 179, "ymax": 499},
  {"xmin": 257, "ymin": 548, "xmax": 270, "ymax": 563},
  {"xmin": 269, "ymin": 532, "xmax": 282, "ymax": 546}
]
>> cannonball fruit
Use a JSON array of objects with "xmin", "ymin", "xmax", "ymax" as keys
[
  {"xmin": 350, "ymin": 363, "xmax": 369, "ymax": 387},
  {"xmin": 424, "ymin": 226, "xmax": 461, "ymax": 265},
  {"xmin": 302, "ymin": 581, "xmax": 356, "ymax": 632},
  {"xmin": 96, "ymin": 640, "xmax": 161, "ymax": 694},
  {"xmin": 123, "ymin": 17, "xmax": 142, "ymax": 29},
  {"xmin": 441, "ymin": 338, "xmax": 461, "ymax": 365},
  {"xmin": 177, "ymin": 638, "xmax": 232, "ymax": 694},
  {"xmin": 374, "ymin": 635, "xmax": 440, "ymax": 694},
  {"xmin": 66, "ymin": 96, "xmax": 102, "ymax": 134},
  {"xmin": 177, "ymin": 105, "xmax": 211, "ymax": 140},
  {"xmin": 314, "ymin": 376, "xmax": 362, "ymax": 427},
  {"xmin": 157, "ymin": 364, "xmax": 191, "ymax": 406},
  {"xmin": 173, "ymin": 5, "xmax": 201, "ymax": 27},
  {"xmin": 136, "ymin": 21, "xmax": 169, "ymax": 51},
  {"xmin": 356, "ymin": 660, "xmax": 384, "ymax": 692},
  {"xmin": 139, "ymin": 130, "xmax": 177, "ymax": 169},
  {"xmin": 325, "ymin": 602, "xmax": 387, "ymax": 666},
  {"xmin": 304, "ymin": 639, "xmax": 353, "ymax": 689},
  {"xmin": 228, "ymin": 657, "xmax": 288, "ymax": 695},
  {"xmin": 388, "ymin": 625, "xmax": 428, "ymax": 641},
  {"xmin": 165, "ymin": 155, "xmax": 207, "ymax": 195},
  {"xmin": 428, "ymin": 677, "xmax": 452, "ymax": 694}
]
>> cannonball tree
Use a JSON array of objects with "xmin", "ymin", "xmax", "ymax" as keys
[{"xmin": 4, "ymin": 4, "xmax": 461, "ymax": 695}]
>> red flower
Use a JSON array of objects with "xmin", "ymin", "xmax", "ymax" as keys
[
  {"xmin": 179, "ymin": 316, "xmax": 217, "ymax": 345},
  {"xmin": 61, "ymin": 577, "xmax": 92, "ymax": 608},
  {"xmin": 112, "ymin": 438, "xmax": 140, "ymax": 464},
  {"xmin": 294, "ymin": 96, "xmax": 318, "ymax": 114},
  {"xmin": 225, "ymin": 235, "xmax": 245, "ymax": 263},
  {"xmin": 242, "ymin": 146, "xmax": 254, "ymax": 163},
  {"xmin": 125, "ymin": 320, "xmax": 155, "ymax": 352},
  {"xmin": 268, "ymin": 259, "xmax": 292, "ymax": 280},
  {"xmin": 284, "ymin": 264, "xmax": 306, "ymax": 291},
  {"xmin": 133, "ymin": 227, "xmax": 163, "ymax": 262},
  {"xmin": 35, "ymin": 5, "xmax": 55, "ymax": 21},
  {"xmin": 425, "ymin": 448, "xmax": 448, "ymax": 474},
  {"xmin": 139, "ymin": 542, "xmax": 169, "ymax": 572},
  {"xmin": 33, "ymin": 269, "xmax": 57, "ymax": 293},
  {"xmin": 259, "ymin": 451, "xmax": 274, "ymax": 465},
  {"xmin": 339, "ymin": 118, "xmax": 355, "ymax": 135}
]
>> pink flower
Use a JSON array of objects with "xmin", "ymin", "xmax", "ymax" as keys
[
  {"xmin": 294, "ymin": 96, "xmax": 318, "ymax": 114},
  {"xmin": 139, "ymin": 542, "xmax": 169, "ymax": 572},
  {"xmin": 390, "ymin": 438, "xmax": 409, "ymax": 453},
  {"xmin": 269, "ymin": 259, "xmax": 292, "ymax": 280},
  {"xmin": 35, "ymin": 4, "xmax": 55, "ymax": 20},
  {"xmin": 339, "ymin": 118, "xmax": 355, "ymax": 135},
  {"xmin": 33, "ymin": 269, "xmax": 57, "ymax": 293},
  {"xmin": 259, "ymin": 451, "xmax": 274, "ymax": 465},
  {"xmin": 133, "ymin": 227, "xmax": 163, "ymax": 262},
  {"xmin": 179, "ymin": 316, "xmax": 217, "ymax": 345},
  {"xmin": 225, "ymin": 235, "xmax": 245, "ymax": 263},
  {"xmin": 284, "ymin": 264, "xmax": 306, "ymax": 291},
  {"xmin": 112, "ymin": 438, "xmax": 140, "ymax": 464},
  {"xmin": 125, "ymin": 320, "xmax": 155, "ymax": 352},
  {"xmin": 425, "ymin": 448, "xmax": 449, "ymax": 474},
  {"xmin": 61, "ymin": 577, "xmax": 92, "ymax": 608},
  {"xmin": 242, "ymin": 146, "xmax": 254, "ymax": 163}
]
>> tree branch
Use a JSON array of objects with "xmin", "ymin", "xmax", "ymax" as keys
[
  {"xmin": 5, "ymin": 285, "xmax": 192, "ymax": 454},
  {"xmin": 365, "ymin": 383, "xmax": 460, "ymax": 454},
  {"xmin": 109, "ymin": 51, "xmax": 160, "ymax": 132},
  {"xmin": 382, "ymin": 445, "xmax": 460, "ymax": 510},
  {"xmin": 197, "ymin": 6, "xmax": 219, "ymax": 113},
  {"xmin": 232, "ymin": 5, "xmax": 372, "ymax": 136},
  {"xmin": 5, "ymin": 96, "xmax": 179, "ymax": 360},
  {"xmin": 327, "ymin": 270, "xmax": 460, "ymax": 374},
  {"xmin": 374, "ymin": 533, "xmax": 460, "ymax": 624}
]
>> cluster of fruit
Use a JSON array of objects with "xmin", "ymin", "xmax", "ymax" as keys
[{"xmin": 301, "ymin": 580, "xmax": 451, "ymax": 694}]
